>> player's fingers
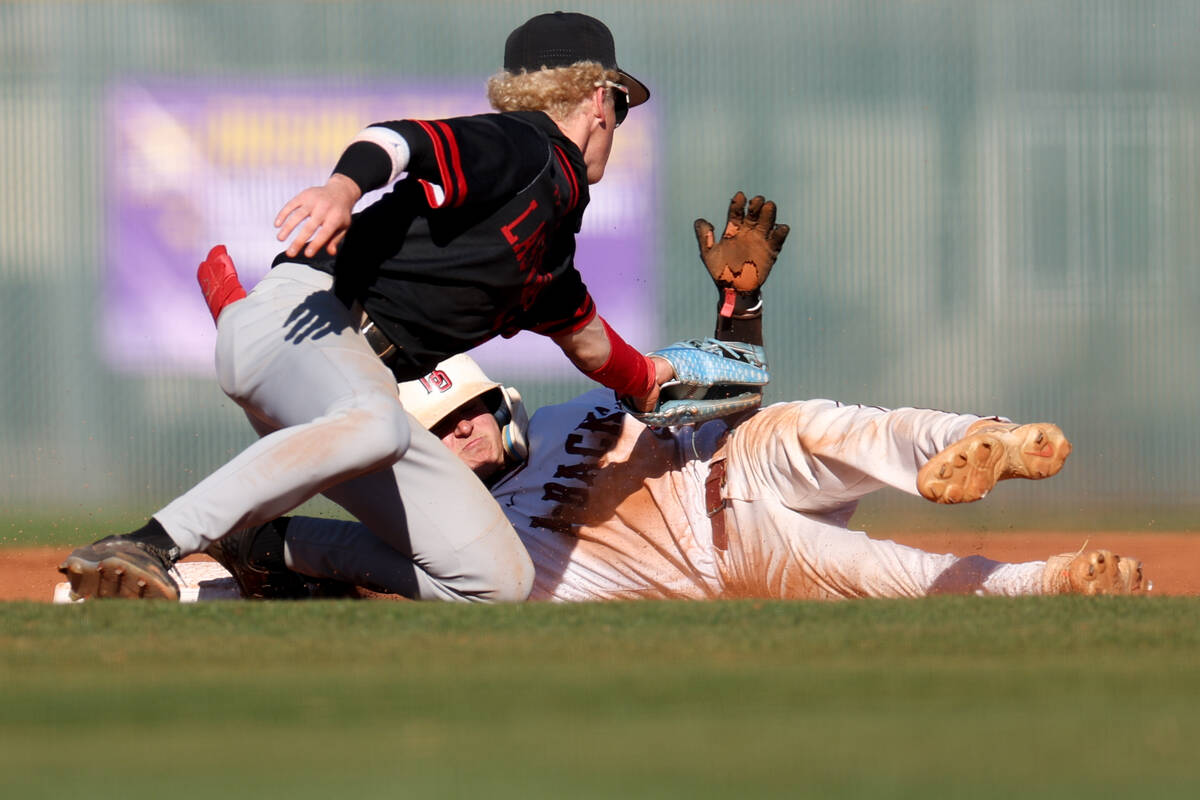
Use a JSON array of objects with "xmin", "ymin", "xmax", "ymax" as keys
[
  {"xmin": 326, "ymin": 230, "xmax": 348, "ymax": 257},
  {"xmin": 693, "ymin": 218, "xmax": 716, "ymax": 252},
  {"xmin": 745, "ymin": 195, "xmax": 765, "ymax": 230},
  {"xmin": 651, "ymin": 354, "xmax": 676, "ymax": 384},
  {"xmin": 275, "ymin": 197, "xmax": 318, "ymax": 241},
  {"xmin": 276, "ymin": 212, "xmax": 308, "ymax": 247},
  {"xmin": 302, "ymin": 225, "xmax": 334, "ymax": 258},
  {"xmin": 756, "ymin": 199, "xmax": 778, "ymax": 233},
  {"xmin": 723, "ymin": 191, "xmax": 747, "ymax": 237},
  {"xmin": 284, "ymin": 219, "xmax": 322, "ymax": 258},
  {"xmin": 768, "ymin": 223, "xmax": 790, "ymax": 252},
  {"xmin": 274, "ymin": 193, "xmax": 309, "ymax": 229}
]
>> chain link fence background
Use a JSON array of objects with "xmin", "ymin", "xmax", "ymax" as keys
[{"xmin": 2, "ymin": 1, "xmax": 1197, "ymax": 531}]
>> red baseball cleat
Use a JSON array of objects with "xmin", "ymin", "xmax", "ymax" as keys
[{"xmin": 197, "ymin": 244, "xmax": 247, "ymax": 322}]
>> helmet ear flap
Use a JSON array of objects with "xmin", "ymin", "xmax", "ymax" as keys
[
  {"xmin": 491, "ymin": 393, "xmax": 512, "ymax": 426},
  {"xmin": 499, "ymin": 386, "xmax": 529, "ymax": 462}
]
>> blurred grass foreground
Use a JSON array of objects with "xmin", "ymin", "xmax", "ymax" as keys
[{"xmin": 2, "ymin": 597, "xmax": 1199, "ymax": 798}]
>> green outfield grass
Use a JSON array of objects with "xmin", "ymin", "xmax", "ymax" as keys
[{"xmin": 2, "ymin": 598, "xmax": 1199, "ymax": 798}]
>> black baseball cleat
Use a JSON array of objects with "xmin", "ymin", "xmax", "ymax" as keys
[
  {"xmin": 204, "ymin": 519, "xmax": 312, "ymax": 600},
  {"xmin": 59, "ymin": 535, "xmax": 181, "ymax": 600}
]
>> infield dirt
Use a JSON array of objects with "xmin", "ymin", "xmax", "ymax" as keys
[{"xmin": 4, "ymin": 530, "xmax": 1197, "ymax": 601}]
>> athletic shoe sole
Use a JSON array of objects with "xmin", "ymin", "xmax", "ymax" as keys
[
  {"xmin": 1043, "ymin": 548, "xmax": 1148, "ymax": 595},
  {"xmin": 917, "ymin": 423, "xmax": 1071, "ymax": 504},
  {"xmin": 59, "ymin": 550, "xmax": 180, "ymax": 600}
]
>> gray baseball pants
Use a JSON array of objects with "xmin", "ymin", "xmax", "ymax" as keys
[{"xmin": 154, "ymin": 263, "xmax": 534, "ymax": 602}]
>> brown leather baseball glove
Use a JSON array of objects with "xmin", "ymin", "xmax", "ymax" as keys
[{"xmin": 694, "ymin": 192, "xmax": 790, "ymax": 294}]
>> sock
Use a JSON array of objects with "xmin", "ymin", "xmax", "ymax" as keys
[{"xmin": 127, "ymin": 518, "xmax": 182, "ymax": 560}]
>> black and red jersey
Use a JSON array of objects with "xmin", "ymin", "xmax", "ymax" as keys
[{"xmin": 276, "ymin": 110, "xmax": 598, "ymax": 380}]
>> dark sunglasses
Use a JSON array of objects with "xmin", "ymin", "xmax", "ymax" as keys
[{"xmin": 603, "ymin": 80, "xmax": 630, "ymax": 127}]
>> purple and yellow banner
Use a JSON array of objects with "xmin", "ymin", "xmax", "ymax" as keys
[{"xmin": 102, "ymin": 79, "xmax": 658, "ymax": 377}]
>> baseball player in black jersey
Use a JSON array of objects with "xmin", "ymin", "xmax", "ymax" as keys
[
  {"xmin": 166, "ymin": 195, "xmax": 1144, "ymax": 603},
  {"xmin": 60, "ymin": 11, "xmax": 671, "ymax": 602}
]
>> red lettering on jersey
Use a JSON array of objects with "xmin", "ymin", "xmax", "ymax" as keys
[
  {"xmin": 500, "ymin": 200, "xmax": 536, "ymax": 245},
  {"xmin": 501, "ymin": 199, "xmax": 551, "ymax": 310}
]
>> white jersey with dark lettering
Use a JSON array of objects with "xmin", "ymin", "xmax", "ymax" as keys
[
  {"xmin": 491, "ymin": 389, "xmax": 728, "ymax": 601},
  {"xmin": 490, "ymin": 389, "xmax": 1049, "ymax": 602}
]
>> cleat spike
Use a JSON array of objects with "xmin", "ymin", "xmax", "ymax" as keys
[{"xmin": 55, "ymin": 536, "xmax": 180, "ymax": 601}]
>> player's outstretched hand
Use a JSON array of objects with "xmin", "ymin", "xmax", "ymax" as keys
[
  {"xmin": 274, "ymin": 174, "xmax": 363, "ymax": 259},
  {"xmin": 693, "ymin": 191, "xmax": 790, "ymax": 293},
  {"xmin": 624, "ymin": 356, "xmax": 676, "ymax": 413},
  {"xmin": 621, "ymin": 339, "xmax": 769, "ymax": 427}
]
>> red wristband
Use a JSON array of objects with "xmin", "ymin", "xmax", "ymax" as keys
[{"xmin": 582, "ymin": 318, "xmax": 656, "ymax": 397}]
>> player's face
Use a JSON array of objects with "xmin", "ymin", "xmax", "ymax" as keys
[{"xmin": 430, "ymin": 397, "xmax": 506, "ymax": 479}]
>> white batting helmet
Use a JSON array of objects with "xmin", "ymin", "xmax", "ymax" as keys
[{"xmin": 397, "ymin": 354, "xmax": 529, "ymax": 462}]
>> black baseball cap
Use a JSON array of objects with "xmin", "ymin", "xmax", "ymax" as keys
[{"xmin": 503, "ymin": 11, "xmax": 650, "ymax": 107}]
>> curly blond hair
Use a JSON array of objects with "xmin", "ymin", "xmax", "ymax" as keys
[{"xmin": 486, "ymin": 63, "xmax": 621, "ymax": 121}]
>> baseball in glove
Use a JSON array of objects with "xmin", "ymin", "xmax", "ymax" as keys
[{"xmin": 621, "ymin": 338, "xmax": 769, "ymax": 427}]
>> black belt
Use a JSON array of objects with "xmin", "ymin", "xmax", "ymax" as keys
[{"xmin": 359, "ymin": 319, "xmax": 401, "ymax": 366}]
